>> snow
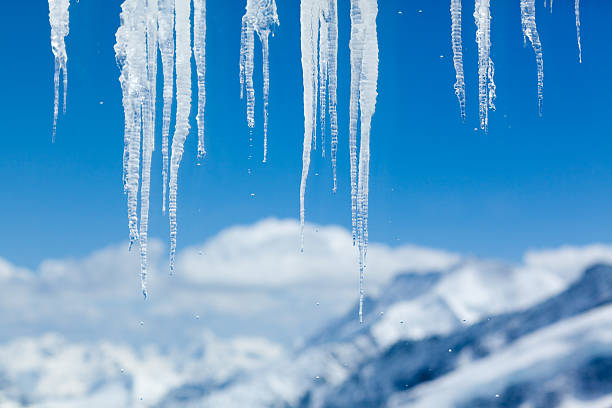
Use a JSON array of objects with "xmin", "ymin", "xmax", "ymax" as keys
[
  {"xmin": 48, "ymin": 0, "xmax": 70, "ymax": 141},
  {"xmin": 389, "ymin": 303, "xmax": 612, "ymax": 407},
  {"xmin": 239, "ymin": 0, "xmax": 279, "ymax": 162},
  {"xmin": 520, "ymin": 0, "xmax": 544, "ymax": 116}
]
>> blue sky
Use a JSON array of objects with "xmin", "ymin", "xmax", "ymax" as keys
[{"xmin": 0, "ymin": 0, "xmax": 611, "ymax": 269}]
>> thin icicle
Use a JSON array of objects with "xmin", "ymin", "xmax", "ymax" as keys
[
  {"xmin": 138, "ymin": 0, "xmax": 158, "ymax": 298},
  {"xmin": 349, "ymin": 0, "xmax": 378, "ymax": 323},
  {"xmin": 474, "ymin": 0, "xmax": 495, "ymax": 132},
  {"xmin": 169, "ymin": 0, "xmax": 192, "ymax": 273},
  {"xmin": 115, "ymin": 0, "xmax": 147, "ymax": 254},
  {"xmin": 520, "ymin": 0, "xmax": 544, "ymax": 116},
  {"xmin": 299, "ymin": 0, "xmax": 320, "ymax": 250},
  {"xmin": 299, "ymin": 0, "xmax": 339, "ymax": 249},
  {"xmin": 158, "ymin": 0, "xmax": 175, "ymax": 214},
  {"xmin": 240, "ymin": 0, "xmax": 279, "ymax": 161},
  {"xmin": 261, "ymin": 31, "xmax": 270, "ymax": 162},
  {"xmin": 575, "ymin": 0, "xmax": 582, "ymax": 63},
  {"xmin": 450, "ymin": 0, "xmax": 466, "ymax": 120},
  {"xmin": 194, "ymin": 0, "xmax": 207, "ymax": 159},
  {"xmin": 48, "ymin": 0, "xmax": 70, "ymax": 142},
  {"xmin": 327, "ymin": 0, "xmax": 339, "ymax": 193}
]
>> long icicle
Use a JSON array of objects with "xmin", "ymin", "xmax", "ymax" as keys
[
  {"xmin": 158, "ymin": 0, "xmax": 175, "ymax": 214},
  {"xmin": 138, "ymin": 0, "xmax": 158, "ymax": 298},
  {"xmin": 194, "ymin": 0, "xmax": 207, "ymax": 159},
  {"xmin": 350, "ymin": 0, "xmax": 378, "ymax": 323},
  {"xmin": 474, "ymin": 0, "xmax": 495, "ymax": 132},
  {"xmin": 299, "ymin": 0, "xmax": 320, "ymax": 250},
  {"xmin": 48, "ymin": 0, "xmax": 70, "ymax": 142},
  {"xmin": 299, "ymin": 0, "xmax": 339, "ymax": 249},
  {"xmin": 115, "ymin": 0, "xmax": 147, "ymax": 253},
  {"xmin": 239, "ymin": 0, "xmax": 279, "ymax": 162},
  {"xmin": 328, "ymin": 0, "xmax": 339, "ymax": 192},
  {"xmin": 520, "ymin": 0, "xmax": 544, "ymax": 116},
  {"xmin": 169, "ymin": 0, "xmax": 192, "ymax": 273},
  {"xmin": 575, "ymin": 0, "xmax": 582, "ymax": 63},
  {"xmin": 450, "ymin": 0, "xmax": 466, "ymax": 120}
]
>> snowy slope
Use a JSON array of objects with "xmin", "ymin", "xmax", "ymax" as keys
[
  {"xmin": 156, "ymin": 261, "xmax": 612, "ymax": 408},
  {"xmin": 0, "ymin": 331, "xmax": 284, "ymax": 408}
]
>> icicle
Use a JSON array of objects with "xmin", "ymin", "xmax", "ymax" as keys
[
  {"xmin": 169, "ymin": 0, "xmax": 192, "ymax": 273},
  {"xmin": 575, "ymin": 0, "xmax": 582, "ymax": 63},
  {"xmin": 115, "ymin": 0, "xmax": 147, "ymax": 254},
  {"xmin": 48, "ymin": 0, "xmax": 70, "ymax": 142},
  {"xmin": 138, "ymin": 0, "xmax": 159, "ymax": 298},
  {"xmin": 327, "ymin": 0, "xmax": 339, "ymax": 193},
  {"xmin": 450, "ymin": 0, "xmax": 466, "ymax": 120},
  {"xmin": 520, "ymin": 0, "xmax": 544, "ymax": 116},
  {"xmin": 349, "ymin": 0, "xmax": 378, "ymax": 323},
  {"xmin": 194, "ymin": 0, "xmax": 207, "ymax": 159},
  {"xmin": 240, "ymin": 0, "xmax": 279, "ymax": 161},
  {"xmin": 474, "ymin": 0, "xmax": 495, "ymax": 132},
  {"xmin": 158, "ymin": 0, "xmax": 175, "ymax": 214},
  {"xmin": 299, "ymin": 0, "xmax": 339, "ymax": 249},
  {"xmin": 262, "ymin": 31, "xmax": 270, "ymax": 162},
  {"xmin": 299, "ymin": 0, "xmax": 320, "ymax": 250}
]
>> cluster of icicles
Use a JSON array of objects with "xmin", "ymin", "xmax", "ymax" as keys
[
  {"xmin": 48, "ymin": 1, "xmax": 584, "ymax": 318},
  {"xmin": 452, "ymin": 0, "xmax": 583, "ymax": 130}
]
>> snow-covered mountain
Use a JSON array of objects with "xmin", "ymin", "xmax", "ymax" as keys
[
  {"xmin": 3, "ymin": 229, "xmax": 612, "ymax": 407},
  {"xmin": 154, "ymin": 262, "xmax": 612, "ymax": 408}
]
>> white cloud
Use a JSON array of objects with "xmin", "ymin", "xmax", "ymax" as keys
[{"xmin": 0, "ymin": 218, "xmax": 611, "ymax": 347}]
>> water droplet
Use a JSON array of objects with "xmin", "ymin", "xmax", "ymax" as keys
[
  {"xmin": 139, "ymin": 396, "xmax": 143, "ymax": 401},
  {"xmin": 439, "ymin": 55, "xmax": 444, "ymax": 59},
  {"xmin": 195, "ymin": 315, "xmax": 200, "ymax": 319},
  {"xmin": 380, "ymin": 311, "xmax": 384, "ymax": 315},
  {"xmin": 495, "ymin": 394, "xmax": 500, "ymax": 398},
  {"xmin": 99, "ymin": 101, "xmax": 104, "ymax": 105},
  {"xmin": 198, "ymin": 250, "xmax": 203, "ymax": 255},
  {"xmin": 250, "ymin": 193, "xmax": 255, "ymax": 198},
  {"xmin": 399, "ymin": 320, "xmax": 404, "ymax": 324},
  {"xmin": 140, "ymin": 321, "xmax": 144, "ymax": 326},
  {"xmin": 418, "ymin": 9, "xmax": 422, "ymax": 13},
  {"xmin": 314, "ymin": 375, "xmax": 320, "ymax": 380},
  {"xmin": 315, "ymin": 302, "xmax": 320, "ymax": 306},
  {"xmin": 448, "ymin": 348, "xmax": 453, "ymax": 353},
  {"xmin": 120, "ymin": 368, "xmax": 125, "ymax": 373},
  {"xmin": 398, "ymin": 10, "xmax": 403, "ymax": 15}
]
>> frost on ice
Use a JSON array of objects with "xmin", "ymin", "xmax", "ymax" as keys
[
  {"xmin": 450, "ymin": 0, "xmax": 466, "ymax": 120},
  {"xmin": 474, "ymin": 0, "xmax": 495, "ymax": 132},
  {"xmin": 348, "ymin": 0, "xmax": 378, "ymax": 323},
  {"xmin": 240, "ymin": 0, "xmax": 279, "ymax": 163},
  {"xmin": 48, "ymin": 0, "xmax": 70, "ymax": 141},
  {"xmin": 520, "ymin": 0, "xmax": 544, "ymax": 116},
  {"xmin": 299, "ymin": 0, "xmax": 339, "ymax": 249},
  {"xmin": 116, "ymin": 0, "xmax": 206, "ymax": 292}
]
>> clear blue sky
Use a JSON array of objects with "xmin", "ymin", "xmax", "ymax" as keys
[{"xmin": 0, "ymin": 0, "xmax": 611, "ymax": 268}]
